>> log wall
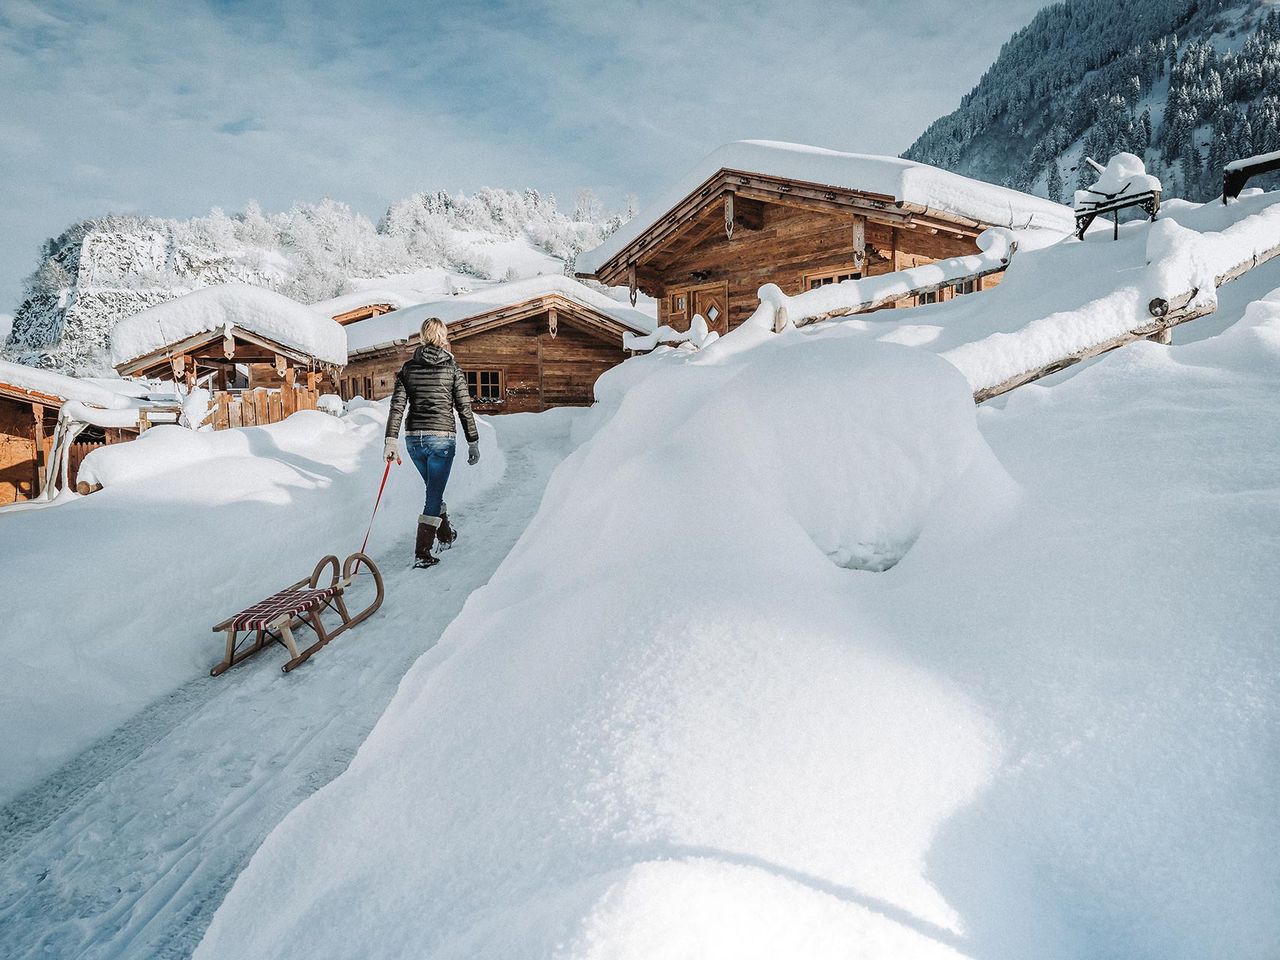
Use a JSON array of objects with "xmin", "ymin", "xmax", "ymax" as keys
[
  {"xmin": 340, "ymin": 313, "xmax": 626, "ymax": 414},
  {"xmin": 0, "ymin": 397, "xmax": 38, "ymax": 505},
  {"xmin": 645, "ymin": 202, "xmax": 990, "ymax": 333}
]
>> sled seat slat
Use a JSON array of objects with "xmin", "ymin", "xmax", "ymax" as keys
[{"xmin": 225, "ymin": 586, "xmax": 340, "ymax": 630}]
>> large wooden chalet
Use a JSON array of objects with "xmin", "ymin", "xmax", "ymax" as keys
[
  {"xmin": 576, "ymin": 140, "xmax": 1073, "ymax": 335},
  {"xmin": 341, "ymin": 276, "xmax": 653, "ymax": 414}
]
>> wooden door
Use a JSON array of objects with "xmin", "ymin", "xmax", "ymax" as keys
[{"xmin": 692, "ymin": 283, "xmax": 729, "ymax": 336}]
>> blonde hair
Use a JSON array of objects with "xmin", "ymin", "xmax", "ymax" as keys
[{"xmin": 419, "ymin": 317, "xmax": 449, "ymax": 349}]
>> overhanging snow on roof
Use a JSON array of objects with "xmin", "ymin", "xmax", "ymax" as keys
[
  {"xmin": 111, "ymin": 284, "xmax": 348, "ymax": 372},
  {"xmin": 576, "ymin": 140, "xmax": 1075, "ymax": 278},
  {"xmin": 344, "ymin": 275, "xmax": 655, "ymax": 355}
]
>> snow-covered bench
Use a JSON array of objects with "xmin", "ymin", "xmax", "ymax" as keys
[
  {"xmin": 211, "ymin": 552, "xmax": 384, "ymax": 675},
  {"xmin": 1074, "ymin": 153, "xmax": 1161, "ymax": 240}
]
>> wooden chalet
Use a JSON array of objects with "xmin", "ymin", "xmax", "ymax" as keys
[
  {"xmin": 111, "ymin": 284, "xmax": 347, "ymax": 399},
  {"xmin": 340, "ymin": 276, "xmax": 653, "ymax": 414},
  {"xmin": 576, "ymin": 140, "xmax": 1073, "ymax": 335}
]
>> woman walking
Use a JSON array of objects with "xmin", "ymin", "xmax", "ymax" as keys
[{"xmin": 383, "ymin": 317, "xmax": 480, "ymax": 569}]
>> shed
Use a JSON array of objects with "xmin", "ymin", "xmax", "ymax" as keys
[
  {"xmin": 576, "ymin": 140, "xmax": 1073, "ymax": 335},
  {"xmin": 340, "ymin": 275, "xmax": 653, "ymax": 413}
]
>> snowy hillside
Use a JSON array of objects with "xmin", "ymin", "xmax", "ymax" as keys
[
  {"xmin": 179, "ymin": 193, "xmax": 1280, "ymax": 958},
  {"xmin": 4, "ymin": 189, "xmax": 629, "ymax": 375},
  {"xmin": 905, "ymin": 0, "xmax": 1280, "ymax": 204}
]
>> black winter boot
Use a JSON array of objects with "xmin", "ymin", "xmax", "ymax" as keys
[
  {"xmin": 437, "ymin": 501, "xmax": 457, "ymax": 549},
  {"xmin": 415, "ymin": 515, "xmax": 440, "ymax": 568}
]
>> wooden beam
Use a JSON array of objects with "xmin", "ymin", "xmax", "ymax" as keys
[{"xmin": 973, "ymin": 300, "xmax": 1214, "ymax": 403}]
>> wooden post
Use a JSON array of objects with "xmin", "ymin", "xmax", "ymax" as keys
[
  {"xmin": 31, "ymin": 402, "xmax": 45, "ymax": 497},
  {"xmin": 283, "ymin": 368, "xmax": 297, "ymax": 417},
  {"xmin": 852, "ymin": 219, "xmax": 866, "ymax": 273}
]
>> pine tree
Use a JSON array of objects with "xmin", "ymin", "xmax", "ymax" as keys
[{"xmin": 1047, "ymin": 163, "xmax": 1064, "ymax": 204}]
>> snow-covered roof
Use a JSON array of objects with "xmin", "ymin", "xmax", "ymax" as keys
[
  {"xmin": 310, "ymin": 288, "xmax": 426, "ymax": 318},
  {"xmin": 0, "ymin": 358, "xmax": 137, "ymax": 409},
  {"xmin": 345, "ymin": 274, "xmax": 655, "ymax": 355},
  {"xmin": 111, "ymin": 284, "xmax": 348, "ymax": 369},
  {"xmin": 577, "ymin": 140, "xmax": 1075, "ymax": 275}
]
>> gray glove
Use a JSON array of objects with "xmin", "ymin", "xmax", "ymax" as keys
[
  {"xmin": 467, "ymin": 441, "xmax": 480, "ymax": 465},
  {"xmin": 383, "ymin": 438, "xmax": 398, "ymax": 462}
]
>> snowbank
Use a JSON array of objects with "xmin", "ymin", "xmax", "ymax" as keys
[
  {"xmin": 0, "ymin": 404, "xmax": 504, "ymax": 805},
  {"xmin": 197, "ymin": 331, "xmax": 1012, "ymax": 958},
  {"xmin": 203, "ymin": 275, "xmax": 1278, "ymax": 957},
  {"xmin": 578, "ymin": 140, "xmax": 1074, "ymax": 274},
  {"xmin": 110, "ymin": 283, "xmax": 347, "ymax": 368},
  {"xmin": 345, "ymin": 274, "xmax": 654, "ymax": 354}
]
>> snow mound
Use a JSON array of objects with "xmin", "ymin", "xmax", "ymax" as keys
[
  {"xmin": 578, "ymin": 140, "xmax": 1073, "ymax": 274},
  {"xmin": 196, "ymin": 333, "xmax": 1011, "ymax": 958},
  {"xmin": 345, "ymin": 274, "xmax": 654, "ymax": 354},
  {"xmin": 110, "ymin": 283, "xmax": 347, "ymax": 368}
]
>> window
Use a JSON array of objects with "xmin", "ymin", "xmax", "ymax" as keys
[
  {"xmin": 917, "ymin": 291, "xmax": 939, "ymax": 305},
  {"xmin": 465, "ymin": 369, "xmax": 504, "ymax": 404},
  {"xmin": 672, "ymin": 294, "xmax": 687, "ymax": 312},
  {"xmin": 363, "ymin": 376, "xmax": 372, "ymax": 399},
  {"xmin": 952, "ymin": 279, "xmax": 977, "ymax": 296},
  {"xmin": 802, "ymin": 267, "xmax": 862, "ymax": 290}
]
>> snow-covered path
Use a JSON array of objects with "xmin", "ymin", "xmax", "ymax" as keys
[{"xmin": 0, "ymin": 414, "xmax": 572, "ymax": 959}]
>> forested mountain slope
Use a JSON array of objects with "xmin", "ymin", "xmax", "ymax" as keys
[
  {"xmin": 905, "ymin": 0, "xmax": 1280, "ymax": 204},
  {"xmin": 5, "ymin": 190, "xmax": 627, "ymax": 375}
]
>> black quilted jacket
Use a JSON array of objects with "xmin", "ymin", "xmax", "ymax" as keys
[{"xmin": 384, "ymin": 345, "xmax": 479, "ymax": 443}]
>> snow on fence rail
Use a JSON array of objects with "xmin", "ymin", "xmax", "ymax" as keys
[{"xmin": 761, "ymin": 227, "xmax": 1016, "ymax": 333}]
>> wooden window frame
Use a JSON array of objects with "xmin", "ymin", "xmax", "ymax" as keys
[
  {"xmin": 952, "ymin": 278, "xmax": 977, "ymax": 296},
  {"xmin": 464, "ymin": 368, "xmax": 504, "ymax": 405},
  {"xmin": 801, "ymin": 266, "xmax": 862, "ymax": 291}
]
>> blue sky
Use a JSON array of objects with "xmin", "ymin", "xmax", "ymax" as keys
[{"xmin": 0, "ymin": 0, "xmax": 1056, "ymax": 310}]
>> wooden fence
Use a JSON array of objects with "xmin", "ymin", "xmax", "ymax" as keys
[{"xmin": 210, "ymin": 385, "xmax": 320, "ymax": 430}]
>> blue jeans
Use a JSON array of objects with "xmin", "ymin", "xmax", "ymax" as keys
[{"xmin": 405, "ymin": 434, "xmax": 455, "ymax": 519}]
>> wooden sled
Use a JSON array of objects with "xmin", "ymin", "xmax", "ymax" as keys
[{"xmin": 211, "ymin": 552, "xmax": 385, "ymax": 676}]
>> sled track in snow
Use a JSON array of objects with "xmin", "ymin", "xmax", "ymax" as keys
[{"xmin": 0, "ymin": 428, "xmax": 565, "ymax": 960}]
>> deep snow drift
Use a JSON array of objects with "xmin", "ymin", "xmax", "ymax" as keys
[
  {"xmin": 0, "ymin": 403, "xmax": 504, "ymax": 804},
  {"xmin": 197, "ymin": 294, "xmax": 1277, "ymax": 957}
]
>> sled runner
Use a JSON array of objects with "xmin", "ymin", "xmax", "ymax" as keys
[{"xmin": 211, "ymin": 552, "xmax": 385, "ymax": 676}]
